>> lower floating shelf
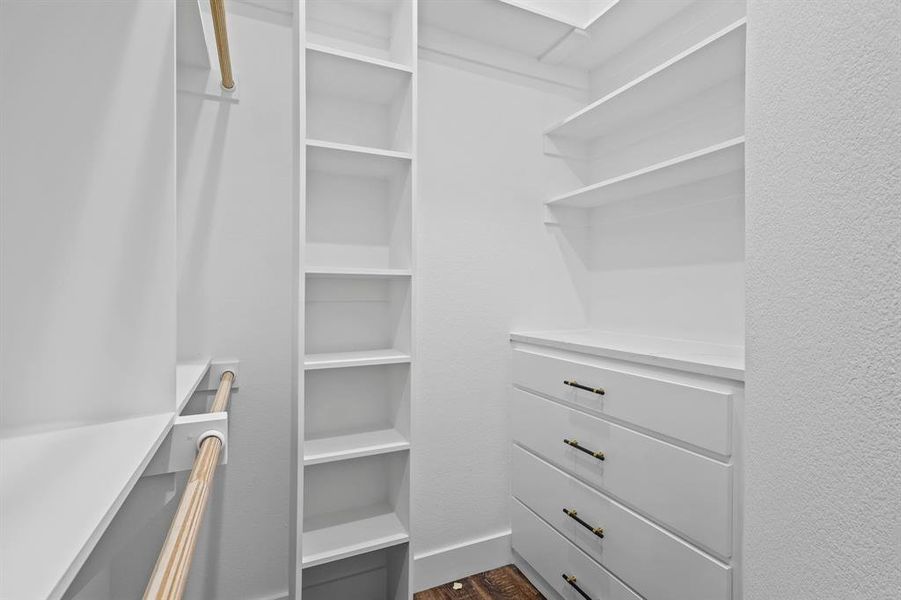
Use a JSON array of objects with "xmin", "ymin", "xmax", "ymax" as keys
[
  {"xmin": 0, "ymin": 413, "xmax": 174, "ymax": 600},
  {"xmin": 304, "ymin": 429, "xmax": 410, "ymax": 466},
  {"xmin": 304, "ymin": 349, "xmax": 412, "ymax": 370},
  {"xmin": 302, "ymin": 509, "xmax": 409, "ymax": 568}
]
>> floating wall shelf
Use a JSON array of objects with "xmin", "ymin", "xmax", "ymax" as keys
[
  {"xmin": 545, "ymin": 19, "xmax": 747, "ymax": 140},
  {"xmin": 548, "ymin": 137, "xmax": 745, "ymax": 208}
]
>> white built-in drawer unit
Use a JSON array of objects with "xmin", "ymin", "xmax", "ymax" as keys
[
  {"xmin": 510, "ymin": 330, "xmax": 743, "ymax": 600},
  {"xmin": 512, "ymin": 387, "xmax": 731, "ymax": 555},
  {"xmin": 513, "ymin": 348, "xmax": 734, "ymax": 455},
  {"xmin": 513, "ymin": 445, "xmax": 731, "ymax": 600}
]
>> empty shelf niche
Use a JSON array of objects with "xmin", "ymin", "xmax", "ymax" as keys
[
  {"xmin": 302, "ymin": 544, "xmax": 409, "ymax": 600},
  {"xmin": 303, "ymin": 452, "xmax": 410, "ymax": 568},
  {"xmin": 305, "ymin": 275, "xmax": 410, "ymax": 359},
  {"xmin": 305, "ymin": 363, "xmax": 410, "ymax": 465},
  {"xmin": 306, "ymin": 0, "xmax": 414, "ymax": 67},
  {"xmin": 307, "ymin": 46, "xmax": 412, "ymax": 153},
  {"xmin": 306, "ymin": 142, "xmax": 411, "ymax": 270}
]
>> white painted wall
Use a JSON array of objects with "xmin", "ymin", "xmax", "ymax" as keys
[
  {"xmin": 744, "ymin": 2, "xmax": 901, "ymax": 599},
  {"xmin": 414, "ymin": 56, "xmax": 587, "ymax": 581},
  {"xmin": 64, "ymin": 2, "xmax": 294, "ymax": 599},
  {"xmin": 0, "ymin": 0, "xmax": 175, "ymax": 433}
]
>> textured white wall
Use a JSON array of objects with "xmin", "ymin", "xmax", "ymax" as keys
[
  {"xmin": 0, "ymin": 0, "xmax": 175, "ymax": 432},
  {"xmin": 415, "ymin": 58, "xmax": 587, "ymax": 560},
  {"xmin": 744, "ymin": 2, "xmax": 901, "ymax": 599}
]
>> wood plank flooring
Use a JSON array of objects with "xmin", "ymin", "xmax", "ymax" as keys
[{"xmin": 415, "ymin": 565, "xmax": 544, "ymax": 600}]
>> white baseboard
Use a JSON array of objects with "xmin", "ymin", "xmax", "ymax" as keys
[{"xmin": 413, "ymin": 530, "xmax": 513, "ymax": 592}]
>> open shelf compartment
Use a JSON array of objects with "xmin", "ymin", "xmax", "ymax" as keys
[
  {"xmin": 305, "ymin": 362, "xmax": 410, "ymax": 465},
  {"xmin": 306, "ymin": 141, "xmax": 412, "ymax": 271},
  {"xmin": 306, "ymin": 43, "xmax": 413, "ymax": 153},
  {"xmin": 302, "ymin": 452, "xmax": 410, "ymax": 568},
  {"xmin": 302, "ymin": 544, "xmax": 410, "ymax": 600},
  {"xmin": 306, "ymin": 0, "xmax": 414, "ymax": 68}
]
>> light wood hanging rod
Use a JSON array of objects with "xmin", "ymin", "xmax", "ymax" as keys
[
  {"xmin": 209, "ymin": 0, "xmax": 235, "ymax": 90},
  {"xmin": 143, "ymin": 370, "xmax": 235, "ymax": 600}
]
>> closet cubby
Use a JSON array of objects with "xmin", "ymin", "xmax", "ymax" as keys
[
  {"xmin": 306, "ymin": 0, "xmax": 414, "ymax": 68},
  {"xmin": 306, "ymin": 141, "xmax": 412, "ymax": 271},
  {"xmin": 307, "ymin": 46, "xmax": 413, "ymax": 152},
  {"xmin": 302, "ymin": 545, "xmax": 409, "ymax": 600},
  {"xmin": 302, "ymin": 453, "xmax": 410, "ymax": 568},
  {"xmin": 304, "ymin": 363, "xmax": 410, "ymax": 465},
  {"xmin": 305, "ymin": 275, "xmax": 410, "ymax": 357}
]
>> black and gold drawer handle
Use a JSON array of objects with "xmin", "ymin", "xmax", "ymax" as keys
[
  {"xmin": 563, "ymin": 508, "xmax": 604, "ymax": 538},
  {"xmin": 563, "ymin": 380, "xmax": 605, "ymax": 395},
  {"xmin": 562, "ymin": 574, "xmax": 593, "ymax": 600},
  {"xmin": 563, "ymin": 438, "xmax": 605, "ymax": 461}
]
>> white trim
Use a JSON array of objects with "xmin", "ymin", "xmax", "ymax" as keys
[{"xmin": 413, "ymin": 530, "xmax": 512, "ymax": 592}]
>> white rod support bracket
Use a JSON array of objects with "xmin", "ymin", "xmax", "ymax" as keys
[
  {"xmin": 202, "ymin": 359, "xmax": 240, "ymax": 391},
  {"xmin": 143, "ymin": 412, "xmax": 228, "ymax": 478}
]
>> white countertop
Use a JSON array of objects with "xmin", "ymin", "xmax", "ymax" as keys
[{"xmin": 511, "ymin": 329, "xmax": 744, "ymax": 381}]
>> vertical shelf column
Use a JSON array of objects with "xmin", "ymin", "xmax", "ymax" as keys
[{"xmin": 296, "ymin": 1, "xmax": 416, "ymax": 598}]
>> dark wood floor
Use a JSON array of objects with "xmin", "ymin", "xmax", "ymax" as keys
[{"xmin": 415, "ymin": 565, "xmax": 544, "ymax": 600}]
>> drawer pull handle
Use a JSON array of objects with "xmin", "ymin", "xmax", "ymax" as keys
[
  {"xmin": 564, "ymin": 380, "xmax": 605, "ymax": 395},
  {"xmin": 562, "ymin": 573, "xmax": 593, "ymax": 600},
  {"xmin": 563, "ymin": 438, "xmax": 605, "ymax": 461},
  {"xmin": 563, "ymin": 508, "xmax": 605, "ymax": 538}
]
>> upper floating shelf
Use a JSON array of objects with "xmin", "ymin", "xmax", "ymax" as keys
[
  {"xmin": 548, "ymin": 137, "xmax": 745, "ymax": 208},
  {"xmin": 545, "ymin": 19, "xmax": 747, "ymax": 140}
]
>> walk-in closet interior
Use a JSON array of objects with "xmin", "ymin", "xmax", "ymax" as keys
[{"xmin": 1, "ymin": 1, "xmax": 898, "ymax": 600}]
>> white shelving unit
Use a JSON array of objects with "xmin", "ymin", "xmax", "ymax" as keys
[{"xmin": 297, "ymin": 2, "xmax": 416, "ymax": 598}]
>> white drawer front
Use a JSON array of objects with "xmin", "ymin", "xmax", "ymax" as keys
[
  {"xmin": 513, "ymin": 445, "xmax": 731, "ymax": 600},
  {"xmin": 513, "ymin": 349, "xmax": 733, "ymax": 455},
  {"xmin": 511, "ymin": 387, "xmax": 732, "ymax": 556},
  {"xmin": 512, "ymin": 499, "xmax": 641, "ymax": 600}
]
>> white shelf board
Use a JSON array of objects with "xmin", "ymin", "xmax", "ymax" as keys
[
  {"xmin": 306, "ymin": 139, "xmax": 412, "ymax": 183},
  {"xmin": 510, "ymin": 329, "xmax": 744, "ymax": 381},
  {"xmin": 305, "ymin": 266, "xmax": 412, "ymax": 279},
  {"xmin": 304, "ymin": 429, "xmax": 410, "ymax": 466},
  {"xmin": 307, "ymin": 43, "xmax": 411, "ymax": 105},
  {"xmin": 545, "ymin": 19, "xmax": 746, "ymax": 140},
  {"xmin": 548, "ymin": 137, "xmax": 745, "ymax": 208},
  {"xmin": 304, "ymin": 349, "xmax": 412, "ymax": 370},
  {"xmin": 0, "ymin": 413, "xmax": 175, "ymax": 600},
  {"xmin": 307, "ymin": 42, "xmax": 412, "ymax": 75},
  {"xmin": 302, "ymin": 510, "xmax": 409, "ymax": 568},
  {"xmin": 175, "ymin": 358, "xmax": 211, "ymax": 413}
]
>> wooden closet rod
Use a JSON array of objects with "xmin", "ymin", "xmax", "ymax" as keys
[
  {"xmin": 209, "ymin": 0, "xmax": 235, "ymax": 90},
  {"xmin": 143, "ymin": 370, "xmax": 235, "ymax": 600}
]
